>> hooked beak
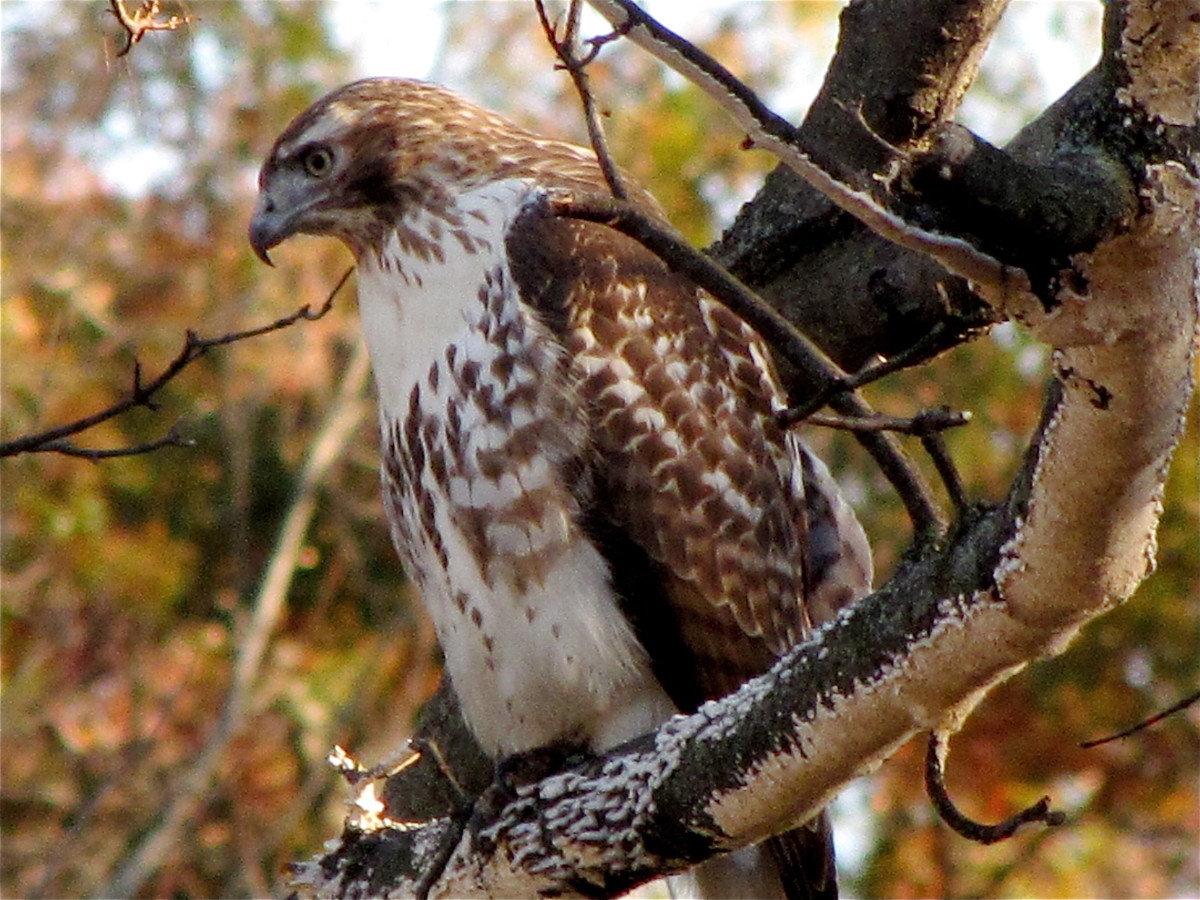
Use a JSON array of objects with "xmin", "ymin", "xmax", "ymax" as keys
[{"xmin": 248, "ymin": 193, "xmax": 286, "ymax": 266}]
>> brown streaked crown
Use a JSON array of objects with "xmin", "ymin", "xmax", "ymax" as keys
[{"xmin": 251, "ymin": 77, "xmax": 654, "ymax": 260}]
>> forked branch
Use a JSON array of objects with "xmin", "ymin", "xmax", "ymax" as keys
[
  {"xmin": 584, "ymin": 0, "xmax": 1036, "ymax": 310},
  {"xmin": 536, "ymin": 0, "xmax": 629, "ymax": 200},
  {"xmin": 0, "ymin": 268, "xmax": 352, "ymax": 459},
  {"xmin": 108, "ymin": 0, "xmax": 194, "ymax": 57}
]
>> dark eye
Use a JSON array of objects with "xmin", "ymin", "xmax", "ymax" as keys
[{"xmin": 302, "ymin": 146, "xmax": 335, "ymax": 178}]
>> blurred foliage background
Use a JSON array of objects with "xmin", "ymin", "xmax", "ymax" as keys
[{"xmin": 1, "ymin": 3, "xmax": 1195, "ymax": 898}]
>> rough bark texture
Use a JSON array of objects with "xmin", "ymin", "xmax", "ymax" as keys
[
  {"xmin": 711, "ymin": 0, "xmax": 1012, "ymax": 377},
  {"xmin": 290, "ymin": 1, "xmax": 1198, "ymax": 896}
]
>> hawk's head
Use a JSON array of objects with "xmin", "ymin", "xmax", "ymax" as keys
[{"xmin": 249, "ymin": 77, "xmax": 597, "ymax": 263}]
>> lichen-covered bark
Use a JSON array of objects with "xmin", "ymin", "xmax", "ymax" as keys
[{"xmin": 998, "ymin": 163, "xmax": 1197, "ymax": 628}]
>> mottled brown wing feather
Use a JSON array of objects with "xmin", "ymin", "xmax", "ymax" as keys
[{"xmin": 508, "ymin": 204, "xmax": 812, "ymax": 702}]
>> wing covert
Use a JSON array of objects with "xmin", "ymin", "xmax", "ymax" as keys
[{"xmin": 507, "ymin": 202, "xmax": 814, "ymax": 703}]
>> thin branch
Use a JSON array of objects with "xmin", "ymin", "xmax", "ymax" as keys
[
  {"xmin": 583, "ymin": 0, "xmax": 1035, "ymax": 310},
  {"xmin": 1080, "ymin": 690, "xmax": 1200, "ymax": 748},
  {"xmin": 580, "ymin": 19, "xmax": 632, "ymax": 65},
  {"xmin": 806, "ymin": 408, "xmax": 971, "ymax": 436},
  {"xmin": 108, "ymin": 0, "xmax": 194, "ymax": 57},
  {"xmin": 35, "ymin": 422, "xmax": 194, "ymax": 460},
  {"xmin": 547, "ymin": 193, "xmax": 946, "ymax": 540},
  {"xmin": 925, "ymin": 731, "xmax": 1065, "ymax": 845},
  {"xmin": 921, "ymin": 430, "xmax": 971, "ymax": 517},
  {"xmin": 1, "ymin": 267, "xmax": 351, "ymax": 459},
  {"xmin": 779, "ymin": 323, "xmax": 957, "ymax": 427},
  {"xmin": 536, "ymin": 0, "xmax": 628, "ymax": 200}
]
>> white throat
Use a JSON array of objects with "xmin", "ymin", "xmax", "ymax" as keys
[{"xmin": 354, "ymin": 178, "xmax": 537, "ymax": 418}]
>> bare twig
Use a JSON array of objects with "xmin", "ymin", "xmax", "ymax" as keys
[
  {"xmin": 1080, "ymin": 690, "xmax": 1200, "ymax": 748},
  {"xmin": 806, "ymin": 408, "xmax": 972, "ymax": 515},
  {"xmin": 108, "ymin": 0, "xmax": 194, "ymax": 57},
  {"xmin": 925, "ymin": 731, "xmax": 1065, "ymax": 844},
  {"xmin": 0, "ymin": 267, "xmax": 351, "ymax": 460},
  {"xmin": 779, "ymin": 324, "xmax": 957, "ymax": 427},
  {"xmin": 536, "ymin": 0, "xmax": 628, "ymax": 200},
  {"xmin": 34, "ymin": 422, "xmax": 194, "ymax": 461},
  {"xmin": 547, "ymin": 193, "xmax": 945, "ymax": 541},
  {"xmin": 921, "ymin": 430, "xmax": 971, "ymax": 517},
  {"xmin": 806, "ymin": 408, "xmax": 970, "ymax": 436}
]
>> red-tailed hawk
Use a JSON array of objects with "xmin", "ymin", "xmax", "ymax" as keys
[{"xmin": 250, "ymin": 77, "xmax": 871, "ymax": 900}]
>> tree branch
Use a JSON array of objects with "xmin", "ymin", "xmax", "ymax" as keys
[
  {"xmin": 0, "ymin": 267, "xmax": 351, "ymax": 459},
  {"xmin": 33, "ymin": 421, "xmax": 194, "ymax": 460},
  {"xmin": 709, "ymin": 0, "xmax": 1014, "ymax": 366},
  {"xmin": 920, "ymin": 430, "xmax": 971, "ymax": 517},
  {"xmin": 584, "ymin": 0, "xmax": 1035, "ymax": 309},
  {"xmin": 108, "ymin": 0, "xmax": 193, "ymax": 57},
  {"xmin": 805, "ymin": 408, "xmax": 970, "ymax": 437},
  {"xmin": 536, "ymin": 0, "xmax": 629, "ymax": 200},
  {"xmin": 925, "ymin": 731, "xmax": 1065, "ymax": 844},
  {"xmin": 1080, "ymin": 689, "xmax": 1200, "ymax": 749},
  {"xmin": 776, "ymin": 322, "xmax": 956, "ymax": 426}
]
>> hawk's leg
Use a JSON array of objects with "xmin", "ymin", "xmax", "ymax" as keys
[{"xmin": 494, "ymin": 740, "xmax": 591, "ymax": 788}]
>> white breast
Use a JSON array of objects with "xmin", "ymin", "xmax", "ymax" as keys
[{"xmin": 356, "ymin": 179, "xmax": 674, "ymax": 757}]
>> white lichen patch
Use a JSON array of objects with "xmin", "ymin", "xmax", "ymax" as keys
[
  {"xmin": 700, "ymin": 589, "xmax": 1016, "ymax": 842},
  {"xmin": 1115, "ymin": 1, "xmax": 1200, "ymax": 126},
  {"xmin": 471, "ymin": 744, "xmax": 683, "ymax": 889}
]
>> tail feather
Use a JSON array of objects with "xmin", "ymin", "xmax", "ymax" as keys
[
  {"xmin": 764, "ymin": 814, "xmax": 837, "ymax": 900},
  {"xmin": 668, "ymin": 814, "xmax": 836, "ymax": 900}
]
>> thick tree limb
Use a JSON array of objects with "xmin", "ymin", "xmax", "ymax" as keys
[
  {"xmin": 719, "ymin": 1, "xmax": 1133, "ymax": 377},
  {"xmin": 706, "ymin": 0, "xmax": 1134, "ymax": 378}
]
